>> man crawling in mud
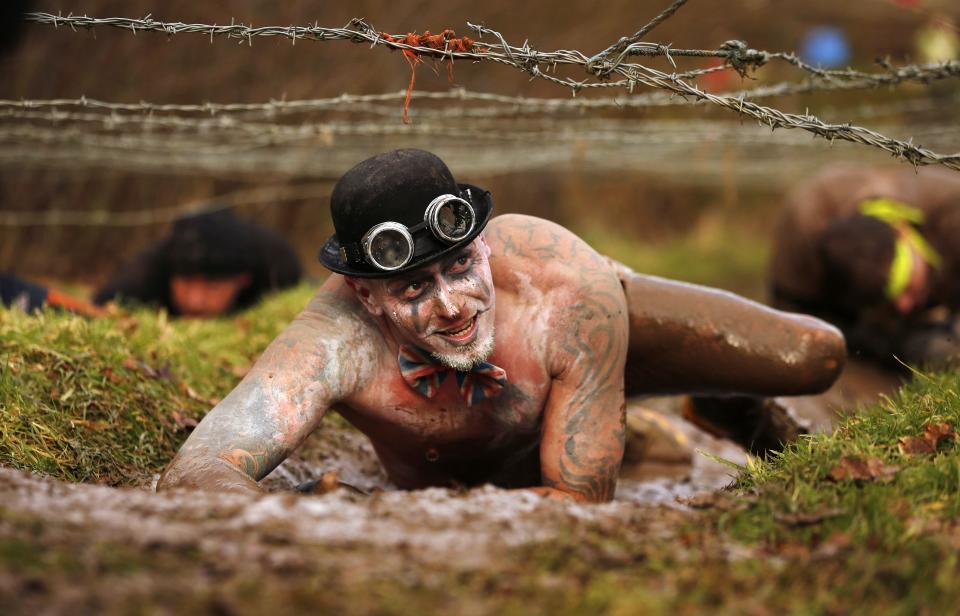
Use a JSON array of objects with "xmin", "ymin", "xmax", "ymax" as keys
[{"xmin": 158, "ymin": 149, "xmax": 845, "ymax": 503}]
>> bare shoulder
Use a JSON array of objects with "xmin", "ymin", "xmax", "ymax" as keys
[
  {"xmin": 299, "ymin": 276, "xmax": 378, "ymax": 335},
  {"xmin": 486, "ymin": 214, "xmax": 618, "ymax": 296},
  {"xmin": 260, "ymin": 277, "xmax": 383, "ymax": 401},
  {"xmin": 486, "ymin": 214, "xmax": 627, "ymax": 374}
]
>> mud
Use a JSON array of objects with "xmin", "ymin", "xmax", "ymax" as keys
[
  {"xmin": 0, "ymin": 395, "xmax": 846, "ymax": 614},
  {"xmin": 777, "ymin": 357, "xmax": 904, "ymax": 433},
  {"xmin": 0, "ymin": 406, "xmax": 717, "ymax": 614}
]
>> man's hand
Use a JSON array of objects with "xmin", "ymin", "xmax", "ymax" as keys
[{"xmin": 157, "ymin": 452, "xmax": 264, "ymax": 496}]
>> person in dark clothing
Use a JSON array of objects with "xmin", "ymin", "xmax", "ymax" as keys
[
  {"xmin": 769, "ymin": 164, "xmax": 960, "ymax": 369},
  {"xmin": 94, "ymin": 209, "xmax": 303, "ymax": 317},
  {"xmin": 1, "ymin": 273, "xmax": 106, "ymax": 316}
]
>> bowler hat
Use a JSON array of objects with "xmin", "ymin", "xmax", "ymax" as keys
[{"xmin": 318, "ymin": 149, "xmax": 493, "ymax": 278}]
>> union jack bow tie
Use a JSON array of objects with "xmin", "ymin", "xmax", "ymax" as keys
[{"xmin": 398, "ymin": 344, "xmax": 508, "ymax": 407}]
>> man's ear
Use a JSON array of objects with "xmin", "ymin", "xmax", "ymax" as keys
[{"xmin": 344, "ymin": 277, "xmax": 384, "ymax": 316}]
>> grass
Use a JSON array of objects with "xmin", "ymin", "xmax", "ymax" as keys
[
  {"xmin": 728, "ymin": 369, "xmax": 960, "ymax": 549},
  {"xmin": 577, "ymin": 212, "xmax": 770, "ymax": 299},
  {"xmin": 0, "ymin": 284, "xmax": 317, "ymax": 485}
]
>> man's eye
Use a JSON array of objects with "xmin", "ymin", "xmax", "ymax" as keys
[
  {"xmin": 403, "ymin": 281, "xmax": 424, "ymax": 298},
  {"xmin": 449, "ymin": 256, "xmax": 471, "ymax": 273}
]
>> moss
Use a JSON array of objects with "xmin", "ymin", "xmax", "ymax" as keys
[{"xmin": 0, "ymin": 285, "xmax": 316, "ymax": 485}]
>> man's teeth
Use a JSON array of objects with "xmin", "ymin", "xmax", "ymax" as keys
[{"xmin": 445, "ymin": 317, "xmax": 474, "ymax": 335}]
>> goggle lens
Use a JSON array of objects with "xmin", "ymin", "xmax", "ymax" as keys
[
  {"xmin": 427, "ymin": 196, "xmax": 475, "ymax": 243},
  {"xmin": 368, "ymin": 227, "xmax": 413, "ymax": 270},
  {"xmin": 435, "ymin": 200, "xmax": 473, "ymax": 241}
]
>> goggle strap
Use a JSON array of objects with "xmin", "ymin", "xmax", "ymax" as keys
[
  {"xmin": 339, "ymin": 243, "xmax": 364, "ymax": 265},
  {"xmin": 340, "ymin": 230, "xmax": 446, "ymax": 267}
]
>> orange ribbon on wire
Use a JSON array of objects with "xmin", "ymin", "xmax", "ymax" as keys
[{"xmin": 379, "ymin": 30, "xmax": 479, "ymax": 124}]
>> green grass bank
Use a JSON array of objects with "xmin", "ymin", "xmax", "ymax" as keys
[{"xmin": 0, "ymin": 285, "xmax": 316, "ymax": 485}]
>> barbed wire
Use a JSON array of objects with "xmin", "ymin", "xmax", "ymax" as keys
[
  {"xmin": 6, "ymin": 112, "xmax": 958, "ymax": 154},
  {"xmin": 1, "ymin": 64, "xmax": 957, "ymax": 123},
  {"xmin": 22, "ymin": 10, "xmax": 960, "ymax": 171},
  {"xmin": 587, "ymin": 0, "xmax": 691, "ymax": 73},
  {"xmin": 0, "ymin": 182, "xmax": 334, "ymax": 227},
  {"xmin": 24, "ymin": 11, "xmax": 960, "ymax": 90},
  {"xmin": 7, "ymin": 112, "xmax": 959, "ymax": 170}
]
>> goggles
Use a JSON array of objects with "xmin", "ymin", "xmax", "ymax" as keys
[{"xmin": 340, "ymin": 193, "xmax": 476, "ymax": 272}]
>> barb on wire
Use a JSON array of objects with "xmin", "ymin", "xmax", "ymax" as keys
[
  {"xmin": 587, "ymin": 0, "xmax": 691, "ymax": 74},
  {"xmin": 21, "ymin": 11, "xmax": 960, "ymax": 171}
]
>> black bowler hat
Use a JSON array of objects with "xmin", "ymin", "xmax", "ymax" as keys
[{"xmin": 318, "ymin": 149, "xmax": 494, "ymax": 278}]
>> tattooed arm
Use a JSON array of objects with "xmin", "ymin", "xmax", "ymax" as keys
[
  {"xmin": 536, "ymin": 250, "xmax": 629, "ymax": 503},
  {"xmin": 157, "ymin": 290, "xmax": 375, "ymax": 495}
]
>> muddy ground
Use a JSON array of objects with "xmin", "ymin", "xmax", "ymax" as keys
[{"xmin": 0, "ymin": 401, "xmax": 752, "ymax": 615}]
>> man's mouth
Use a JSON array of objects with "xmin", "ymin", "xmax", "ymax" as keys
[{"xmin": 436, "ymin": 314, "xmax": 478, "ymax": 343}]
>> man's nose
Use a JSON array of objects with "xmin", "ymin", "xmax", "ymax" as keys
[{"xmin": 433, "ymin": 279, "xmax": 462, "ymax": 319}]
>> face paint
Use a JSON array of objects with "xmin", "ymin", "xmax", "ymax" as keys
[{"xmin": 359, "ymin": 238, "xmax": 497, "ymax": 370}]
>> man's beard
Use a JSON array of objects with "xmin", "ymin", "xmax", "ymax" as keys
[{"xmin": 430, "ymin": 325, "xmax": 495, "ymax": 371}]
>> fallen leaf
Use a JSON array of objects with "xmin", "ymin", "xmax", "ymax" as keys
[
  {"xmin": 180, "ymin": 382, "xmax": 202, "ymax": 401},
  {"xmin": 828, "ymin": 455, "xmax": 899, "ymax": 482},
  {"xmin": 777, "ymin": 542, "xmax": 811, "ymax": 559},
  {"xmin": 677, "ymin": 492, "xmax": 743, "ymax": 511},
  {"xmin": 898, "ymin": 421, "xmax": 956, "ymax": 456},
  {"xmin": 924, "ymin": 421, "xmax": 955, "ymax": 448},
  {"xmin": 121, "ymin": 358, "xmax": 139, "ymax": 371},
  {"xmin": 774, "ymin": 508, "xmax": 843, "ymax": 527},
  {"xmin": 898, "ymin": 435, "xmax": 936, "ymax": 455},
  {"xmin": 297, "ymin": 471, "xmax": 342, "ymax": 495},
  {"xmin": 70, "ymin": 419, "xmax": 108, "ymax": 430},
  {"xmin": 116, "ymin": 316, "xmax": 139, "ymax": 335},
  {"xmin": 814, "ymin": 532, "xmax": 852, "ymax": 558}
]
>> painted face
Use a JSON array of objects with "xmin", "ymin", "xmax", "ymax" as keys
[
  {"xmin": 169, "ymin": 273, "xmax": 251, "ymax": 317},
  {"xmin": 354, "ymin": 238, "xmax": 496, "ymax": 370}
]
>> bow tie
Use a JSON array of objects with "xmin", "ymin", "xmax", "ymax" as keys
[{"xmin": 398, "ymin": 344, "xmax": 508, "ymax": 407}]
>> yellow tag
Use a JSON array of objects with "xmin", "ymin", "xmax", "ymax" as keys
[
  {"xmin": 860, "ymin": 198, "xmax": 942, "ymax": 301},
  {"xmin": 886, "ymin": 238, "xmax": 912, "ymax": 301}
]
